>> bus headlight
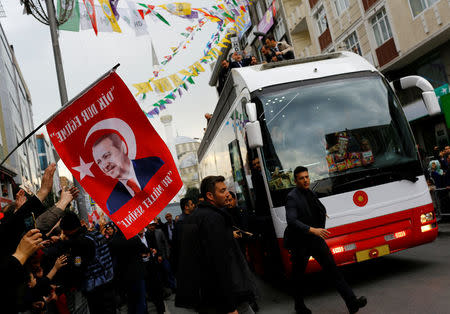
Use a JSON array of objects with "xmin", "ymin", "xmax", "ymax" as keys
[{"xmin": 420, "ymin": 212, "xmax": 434, "ymax": 224}]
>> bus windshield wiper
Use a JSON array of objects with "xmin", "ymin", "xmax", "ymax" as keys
[{"xmin": 333, "ymin": 170, "xmax": 418, "ymax": 190}]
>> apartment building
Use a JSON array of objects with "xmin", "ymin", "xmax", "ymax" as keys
[{"xmin": 0, "ymin": 22, "xmax": 41, "ymax": 203}]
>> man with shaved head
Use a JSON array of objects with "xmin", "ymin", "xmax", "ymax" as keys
[{"xmin": 92, "ymin": 132, "xmax": 164, "ymax": 215}]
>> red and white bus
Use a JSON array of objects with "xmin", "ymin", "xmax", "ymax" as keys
[{"xmin": 199, "ymin": 52, "xmax": 439, "ymax": 276}]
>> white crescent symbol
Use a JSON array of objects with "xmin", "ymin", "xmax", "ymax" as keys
[{"xmin": 84, "ymin": 118, "xmax": 137, "ymax": 160}]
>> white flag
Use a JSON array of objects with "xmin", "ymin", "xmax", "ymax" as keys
[
  {"xmin": 96, "ymin": 5, "xmax": 113, "ymax": 32},
  {"xmin": 79, "ymin": 2, "xmax": 93, "ymax": 30},
  {"xmin": 126, "ymin": 1, "xmax": 149, "ymax": 37}
]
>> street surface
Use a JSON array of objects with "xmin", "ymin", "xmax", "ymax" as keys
[{"xmin": 161, "ymin": 220, "xmax": 450, "ymax": 314}]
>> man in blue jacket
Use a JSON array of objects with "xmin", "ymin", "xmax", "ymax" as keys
[{"xmin": 284, "ymin": 166, "xmax": 367, "ymax": 314}]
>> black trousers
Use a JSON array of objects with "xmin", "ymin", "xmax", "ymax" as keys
[
  {"xmin": 86, "ymin": 282, "xmax": 116, "ymax": 314},
  {"xmin": 290, "ymin": 236, "xmax": 355, "ymax": 311}
]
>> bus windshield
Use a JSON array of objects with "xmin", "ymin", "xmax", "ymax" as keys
[{"xmin": 252, "ymin": 72, "xmax": 421, "ymax": 206}]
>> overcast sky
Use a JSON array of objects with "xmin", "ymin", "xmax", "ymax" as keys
[
  {"xmin": 2, "ymin": 0, "xmax": 219, "ymax": 138},
  {"xmin": 2, "ymin": 0, "xmax": 220, "ymax": 177}
]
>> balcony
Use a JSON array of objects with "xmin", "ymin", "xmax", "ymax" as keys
[
  {"xmin": 309, "ymin": 0, "xmax": 318, "ymax": 9},
  {"xmin": 375, "ymin": 38, "xmax": 399, "ymax": 67},
  {"xmin": 287, "ymin": 5, "xmax": 307, "ymax": 34},
  {"xmin": 318, "ymin": 28, "xmax": 332, "ymax": 50},
  {"xmin": 362, "ymin": 0, "xmax": 379, "ymax": 11}
]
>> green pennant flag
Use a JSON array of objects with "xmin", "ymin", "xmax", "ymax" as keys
[
  {"xmin": 182, "ymin": 83, "xmax": 188, "ymax": 91},
  {"xmin": 155, "ymin": 12, "xmax": 170, "ymax": 26},
  {"xmin": 159, "ymin": 99, "xmax": 168, "ymax": 105},
  {"xmin": 187, "ymin": 76, "xmax": 195, "ymax": 84},
  {"xmin": 165, "ymin": 93, "xmax": 175, "ymax": 100},
  {"xmin": 57, "ymin": 0, "xmax": 80, "ymax": 32}
]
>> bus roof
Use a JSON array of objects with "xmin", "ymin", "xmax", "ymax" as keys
[
  {"xmin": 199, "ymin": 52, "xmax": 377, "ymax": 161},
  {"xmin": 230, "ymin": 51, "xmax": 378, "ymax": 93}
]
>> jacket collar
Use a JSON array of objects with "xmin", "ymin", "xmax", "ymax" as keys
[{"xmin": 198, "ymin": 201, "xmax": 233, "ymax": 223}]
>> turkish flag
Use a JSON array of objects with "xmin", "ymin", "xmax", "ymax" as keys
[{"xmin": 46, "ymin": 71, "xmax": 182, "ymax": 239}]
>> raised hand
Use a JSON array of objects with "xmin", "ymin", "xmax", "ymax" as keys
[
  {"xmin": 13, "ymin": 229, "xmax": 43, "ymax": 265},
  {"xmin": 36, "ymin": 163, "xmax": 57, "ymax": 202}
]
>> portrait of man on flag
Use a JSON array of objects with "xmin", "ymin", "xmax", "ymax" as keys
[
  {"xmin": 46, "ymin": 70, "xmax": 182, "ymax": 239},
  {"xmin": 91, "ymin": 131, "xmax": 164, "ymax": 214}
]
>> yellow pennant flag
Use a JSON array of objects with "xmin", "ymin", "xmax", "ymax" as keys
[
  {"xmin": 133, "ymin": 82, "xmax": 153, "ymax": 96},
  {"xmin": 211, "ymin": 48, "xmax": 222, "ymax": 56},
  {"xmin": 179, "ymin": 69, "xmax": 192, "ymax": 77},
  {"xmin": 159, "ymin": 3, "xmax": 191, "ymax": 16},
  {"xmin": 218, "ymin": 42, "xmax": 229, "ymax": 48},
  {"xmin": 188, "ymin": 65, "xmax": 199, "ymax": 76},
  {"xmin": 222, "ymin": 38, "xmax": 231, "ymax": 43},
  {"xmin": 98, "ymin": 0, "xmax": 121, "ymax": 33},
  {"xmin": 153, "ymin": 77, "xmax": 174, "ymax": 93},
  {"xmin": 193, "ymin": 61, "xmax": 205, "ymax": 72},
  {"xmin": 169, "ymin": 74, "xmax": 184, "ymax": 87}
]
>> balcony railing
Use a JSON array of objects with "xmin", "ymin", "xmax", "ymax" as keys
[
  {"xmin": 318, "ymin": 28, "xmax": 332, "ymax": 50},
  {"xmin": 375, "ymin": 38, "xmax": 399, "ymax": 67}
]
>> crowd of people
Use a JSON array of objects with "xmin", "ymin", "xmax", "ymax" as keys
[
  {"xmin": 426, "ymin": 145, "xmax": 450, "ymax": 215},
  {"xmin": 217, "ymin": 35, "xmax": 294, "ymax": 94},
  {"xmin": 0, "ymin": 162, "xmax": 259, "ymax": 314},
  {"xmin": 0, "ymin": 159, "xmax": 369, "ymax": 314}
]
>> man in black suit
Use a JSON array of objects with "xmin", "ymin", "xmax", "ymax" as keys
[
  {"xmin": 284, "ymin": 166, "xmax": 367, "ymax": 314},
  {"xmin": 92, "ymin": 133, "xmax": 164, "ymax": 215},
  {"xmin": 229, "ymin": 51, "xmax": 251, "ymax": 69}
]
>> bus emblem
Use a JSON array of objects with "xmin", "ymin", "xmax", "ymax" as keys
[{"xmin": 353, "ymin": 191, "xmax": 368, "ymax": 207}]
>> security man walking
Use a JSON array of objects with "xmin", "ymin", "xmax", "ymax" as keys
[{"xmin": 284, "ymin": 166, "xmax": 367, "ymax": 314}]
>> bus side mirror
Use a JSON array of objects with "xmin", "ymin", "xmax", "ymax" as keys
[
  {"xmin": 393, "ymin": 76, "xmax": 441, "ymax": 116},
  {"xmin": 245, "ymin": 102, "xmax": 263, "ymax": 148}
]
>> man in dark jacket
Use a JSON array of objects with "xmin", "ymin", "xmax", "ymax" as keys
[
  {"xmin": 284, "ymin": 166, "xmax": 367, "ymax": 314},
  {"xmin": 60, "ymin": 212, "xmax": 115, "ymax": 314},
  {"xmin": 176, "ymin": 176, "xmax": 256, "ymax": 314}
]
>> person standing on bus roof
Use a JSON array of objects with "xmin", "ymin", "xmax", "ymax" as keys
[{"xmin": 284, "ymin": 166, "xmax": 367, "ymax": 314}]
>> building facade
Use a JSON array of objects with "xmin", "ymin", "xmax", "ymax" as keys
[
  {"xmin": 175, "ymin": 136, "xmax": 201, "ymax": 189},
  {"xmin": 0, "ymin": 22, "xmax": 41, "ymax": 204},
  {"xmin": 36, "ymin": 133, "xmax": 60, "ymax": 195}
]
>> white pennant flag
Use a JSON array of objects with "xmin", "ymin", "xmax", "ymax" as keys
[
  {"xmin": 79, "ymin": 2, "xmax": 93, "ymax": 30},
  {"xmin": 96, "ymin": 5, "xmax": 113, "ymax": 32},
  {"xmin": 126, "ymin": 1, "xmax": 149, "ymax": 37}
]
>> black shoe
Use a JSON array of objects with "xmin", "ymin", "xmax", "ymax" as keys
[{"xmin": 348, "ymin": 296, "xmax": 367, "ymax": 314}]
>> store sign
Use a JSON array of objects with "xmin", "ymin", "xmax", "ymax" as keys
[
  {"xmin": 231, "ymin": 36, "xmax": 240, "ymax": 52},
  {"xmin": 257, "ymin": 5, "xmax": 274, "ymax": 34},
  {"xmin": 435, "ymin": 83, "xmax": 449, "ymax": 104}
]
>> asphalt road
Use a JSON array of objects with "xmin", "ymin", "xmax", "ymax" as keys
[{"xmin": 163, "ymin": 220, "xmax": 450, "ymax": 314}]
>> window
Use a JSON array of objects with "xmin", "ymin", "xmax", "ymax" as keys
[
  {"xmin": 344, "ymin": 32, "xmax": 362, "ymax": 55},
  {"xmin": 371, "ymin": 8, "xmax": 393, "ymax": 47},
  {"xmin": 314, "ymin": 6, "xmax": 328, "ymax": 34},
  {"xmin": 409, "ymin": 0, "xmax": 439, "ymax": 17},
  {"xmin": 334, "ymin": 0, "xmax": 349, "ymax": 15}
]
